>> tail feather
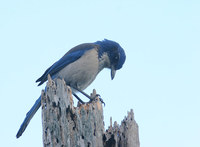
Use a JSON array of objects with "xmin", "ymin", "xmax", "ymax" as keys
[{"xmin": 16, "ymin": 96, "xmax": 41, "ymax": 138}]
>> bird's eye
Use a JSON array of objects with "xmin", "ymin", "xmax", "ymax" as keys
[{"xmin": 115, "ymin": 56, "xmax": 119, "ymax": 60}]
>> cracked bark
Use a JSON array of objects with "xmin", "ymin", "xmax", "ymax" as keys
[{"xmin": 42, "ymin": 76, "xmax": 140, "ymax": 147}]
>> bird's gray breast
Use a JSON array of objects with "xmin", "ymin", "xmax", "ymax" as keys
[{"xmin": 56, "ymin": 49, "xmax": 99, "ymax": 90}]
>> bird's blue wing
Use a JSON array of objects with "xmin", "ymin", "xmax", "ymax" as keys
[{"xmin": 36, "ymin": 43, "xmax": 97, "ymax": 86}]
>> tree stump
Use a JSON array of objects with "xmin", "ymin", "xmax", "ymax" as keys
[{"xmin": 41, "ymin": 76, "xmax": 140, "ymax": 147}]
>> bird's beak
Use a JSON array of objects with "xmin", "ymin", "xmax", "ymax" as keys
[{"xmin": 111, "ymin": 66, "xmax": 116, "ymax": 80}]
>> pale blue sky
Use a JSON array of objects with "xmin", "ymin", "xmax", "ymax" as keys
[{"xmin": 1, "ymin": 0, "xmax": 200, "ymax": 147}]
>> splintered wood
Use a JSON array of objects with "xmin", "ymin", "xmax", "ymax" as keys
[
  {"xmin": 104, "ymin": 110, "xmax": 140, "ymax": 147},
  {"xmin": 41, "ymin": 77, "xmax": 139, "ymax": 147}
]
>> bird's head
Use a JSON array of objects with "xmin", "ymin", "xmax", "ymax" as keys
[{"xmin": 95, "ymin": 39, "xmax": 126, "ymax": 80}]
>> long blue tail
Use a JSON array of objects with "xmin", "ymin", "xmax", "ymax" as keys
[{"xmin": 16, "ymin": 96, "xmax": 41, "ymax": 138}]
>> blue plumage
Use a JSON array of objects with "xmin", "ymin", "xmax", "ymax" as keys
[
  {"xmin": 16, "ymin": 39, "xmax": 126, "ymax": 138},
  {"xmin": 36, "ymin": 43, "xmax": 96, "ymax": 86},
  {"xmin": 95, "ymin": 39, "xmax": 126, "ymax": 70}
]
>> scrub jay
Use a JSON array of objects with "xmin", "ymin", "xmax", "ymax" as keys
[{"xmin": 16, "ymin": 39, "xmax": 126, "ymax": 138}]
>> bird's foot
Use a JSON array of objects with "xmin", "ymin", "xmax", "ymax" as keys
[
  {"xmin": 89, "ymin": 90, "xmax": 105, "ymax": 106},
  {"xmin": 72, "ymin": 87, "xmax": 105, "ymax": 106},
  {"xmin": 88, "ymin": 94, "xmax": 105, "ymax": 106}
]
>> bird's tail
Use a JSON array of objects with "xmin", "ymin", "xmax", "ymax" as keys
[{"xmin": 16, "ymin": 96, "xmax": 41, "ymax": 138}]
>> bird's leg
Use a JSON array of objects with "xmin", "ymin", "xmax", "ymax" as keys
[
  {"xmin": 73, "ymin": 87, "xmax": 93, "ymax": 100},
  {"xmin": 73, "ymin": 87, "xmax": 105, "ymax": 106},
  {"xmin": 72, "ymin": 92, "xmax": 85, "ymax": 104}
]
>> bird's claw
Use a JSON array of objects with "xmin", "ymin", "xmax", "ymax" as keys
[
  {"xmin": 89, "ymin": 94, "xmax": 105, "ymax": 106},
  {"xmin": 99, "ymin": 97, "xmax": 105, "ymax": 106},
  {"xmin": 96, "ymin": 94, "xmax": 105, "ymax": 106}
]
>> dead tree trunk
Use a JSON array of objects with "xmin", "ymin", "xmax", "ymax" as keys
[{"xmin": 41, "ymin": 76, "xmax": 140, "ymax": 147}]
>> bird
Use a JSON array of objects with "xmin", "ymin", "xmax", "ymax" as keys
[{"xmin": 16, "ymin": 39, "xmax": 126, "ymax": 138}]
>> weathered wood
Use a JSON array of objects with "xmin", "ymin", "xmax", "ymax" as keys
[
  {"xmin": 103, "ymin": 110, "xmax": 140, "ymax": 147},
  {"xmin": 41, "ymin": 76, "xmax": 139, "ymax": 147}
]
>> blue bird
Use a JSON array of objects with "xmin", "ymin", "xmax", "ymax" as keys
[{"xmin": 16, "ymin": 39, "xmax": 126, "ymax": 138}]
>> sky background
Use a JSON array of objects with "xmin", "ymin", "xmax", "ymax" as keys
[{"xmin": 1, "ymin": 0, "xmax": 200, "ymax": 147}]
